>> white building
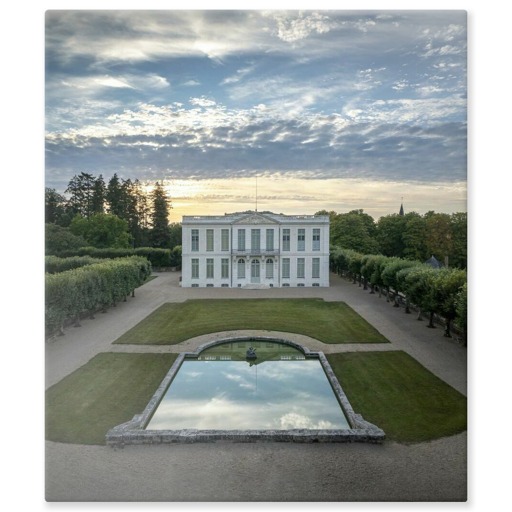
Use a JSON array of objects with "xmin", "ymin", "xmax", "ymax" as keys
[{"xmin": 181, "ymin": 211, "xmax": 330, "ymax": 288}]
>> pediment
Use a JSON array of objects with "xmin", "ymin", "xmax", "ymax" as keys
[{"xmin": 233, "ymin": 212, "xmax": 279, "ymax": 225}]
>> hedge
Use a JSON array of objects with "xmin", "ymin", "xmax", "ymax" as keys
[
  {"xmin": 51, "ymin": 247, "xmax": 175, "ymax": 268},
  {"xmin": 45, "ymin": 255, "xmax": 107, "ymax": 274},
  {"xmin": 45, "ymin": 256, "xmax": 151, "ymax": 338},
  {"xmin": 330, "ymin": 246, "xmax": 467, "ymax": 341}
]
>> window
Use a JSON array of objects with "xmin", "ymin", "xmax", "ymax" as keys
[
  {"xmin": 282, "ymin": 229, "xmax": 290, "ymax": 251},
  {"xmin": 206, "ymin": 258, "xmax": 214, "ymax": 278},
  {"xmin": 251, "ymin": 229, "xmax": 261, "ymax": 251},
  {"xmin": 206, "ymin": 229, "xmax": 214, "ymax": 251},
  {"xmin": 238, "ymin": 229, "xmax": 246, "ymax": 251},
  {"xmin": 191, "ymin": 258, "xmax": 199, "ymax": 279},
  {"xmin": 191, "ymin": 229, "xmax": 199, "ymax": 252},
  {"xmin": 313, "ymin": 228, "xmax": 320, "ymax": 251},
  {"xmin": 266, "ymin": 258, "xmax": 274, "ymax": 279},
  {"xmin": 298, "ymin": 229, "xmax": 305, "ymax": 251},
  {"xmin": 266, "ymin": 229, "xmax": 274, "ymax": 251},
  {"xmin": 237, "ymin": 258, "xmax": 245, "ymax": 279},
  {"xmin": 312, "ymin": 257, "xmax": 320, "ymax": 279},
  {"xmin": 221, "ymin": 229, "xmax": 229, "ymax": 251},
  {"xmin": 221, "ymin": 258, "xmax": 229, "ymax": 279},
  {"xmin": 297, "ymin": 257, "xmax": 305, "ymax": 278},
  {"xmin": 282, "ymin": 258, "xmax": 290, "ymax": 279}
]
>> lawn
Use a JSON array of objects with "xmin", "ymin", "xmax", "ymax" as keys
[
  {"xmin": 113, "ymin": 298, "xmax": 389, "ymax": 345},
  {"xmin": 46, "ymin": 350, "xmax": 466, "ymax": 445},
  {"xmin": 45, "ymin": 352, "xmax": 178, "ymax": 445},
  {"xmin": 326, "ymin": 351, "xmax": 467, "ymax": 443}
]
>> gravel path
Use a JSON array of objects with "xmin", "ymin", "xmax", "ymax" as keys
[{"xmin": 45, "ymin": 272, "xmax": 467, "ymax": 502}]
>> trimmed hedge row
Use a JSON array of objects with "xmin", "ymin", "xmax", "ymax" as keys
[
  {"xmin": 51, "ymin": 246, "xmax": 180, "ymax": 268},
  {"xmin": 45, "ymin": 255, "xmax": 107, "ymax": 274},
  {"xmin": 330, "ymin": 246, "xmax": 467, "ymax": 342},
  {"xmin": 45, "ymin": 256, "xmax": 151, "ymax": 338}
]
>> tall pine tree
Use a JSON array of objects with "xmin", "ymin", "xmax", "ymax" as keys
[
  {"xmin": 65, "ymin": 172, "xmax": 97, "ymax": 218},
  {"xmin": 150, "ymin": 181, "xmax": 171, "ymax": 248}
]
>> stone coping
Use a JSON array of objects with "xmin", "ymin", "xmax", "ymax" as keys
[{"xmin": 106, "ymin": 336, "xmax": 385, "ymax": 447}]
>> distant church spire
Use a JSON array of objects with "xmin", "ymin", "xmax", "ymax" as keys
[{"xmin": 399, "ymin": 197, "xmax": 404, "ymax": 216}]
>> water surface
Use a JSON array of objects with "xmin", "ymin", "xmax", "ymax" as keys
[{"xmin": 146, "ymin": 341, "xmax": 350, "ymax": 430}]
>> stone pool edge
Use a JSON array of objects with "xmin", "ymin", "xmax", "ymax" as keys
[{"xmin": 106, "ymin": 336, "xmax": 386, "ymax": 447}]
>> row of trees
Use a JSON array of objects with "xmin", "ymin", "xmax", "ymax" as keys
[
  {"xmin": 330, "ymin": 247, "xmax": 467, "ymax": 343},
  {"xmin": 317, "ymin": 209, "xmax": 467, "ymax": 269},
  {"xmin": 45, "ymin": 172, "xmax": 180, "ymax": 249},
  {"xmin": 45, "ymin": 256, "xmax": 152, "ymax": 338}
]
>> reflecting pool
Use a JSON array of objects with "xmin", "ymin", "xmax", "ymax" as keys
[{"xmin": 145, "ymin": 341, "xmax": 350, "ymax": 430}]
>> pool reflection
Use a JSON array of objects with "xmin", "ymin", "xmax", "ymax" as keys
[{"xmin": 146, "ymin": 341, "xmax": 350, "ymax": 431}]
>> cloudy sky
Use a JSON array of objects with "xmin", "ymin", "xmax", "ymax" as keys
[{"xmin": 45, "ymin": 9, "xmax": 467, "ymax": 220}]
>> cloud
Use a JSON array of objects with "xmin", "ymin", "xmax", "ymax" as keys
[
  {"xmin": 46, "ymin": 96, "xmax": 466, "ymax": 187},
  {"xmin": 264, "ymin": 11, "xmax": 333, "ymax": 42},
  {"xmin": 45, "ymin": 10, "xmax": 467, "ymax": 203}
]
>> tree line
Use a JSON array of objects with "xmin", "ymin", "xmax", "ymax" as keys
[
  {"xmin": 316, "ymin": 209, "xmax": 467, "ymax": 269},
  {"xmin": 45, "ymin": 172, "xmax": 181, "ymax": 250},
  {"xmin": 330, "ymin": 247, "xmax": 467, "ymax": 344}
]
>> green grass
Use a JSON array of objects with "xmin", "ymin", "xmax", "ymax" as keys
[
  {"xmin": 113, "ymin": 298, "xmax": 389, "ymax": 345},
  {"xmin": 326, "ymin": 351, "xmax": 467, "ymax": 443},
  {"xmin": 45, "ymin": 352, "xmax": 178, "ymax": 445},
  {"xmin": 46, "ymin": 350, "xmax": 466, "ymax": 445}
]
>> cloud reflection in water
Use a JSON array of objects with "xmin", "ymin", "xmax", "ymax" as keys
[{"xmin": 146, "ymin": 360, "xmax": 349, "ymax": 430}]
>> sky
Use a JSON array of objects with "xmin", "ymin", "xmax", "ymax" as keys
[{"xmin": 45, "ymin": 9, "xmax": 467, "ymax": 221}]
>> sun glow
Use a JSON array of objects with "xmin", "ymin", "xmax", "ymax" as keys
[{"xmin": 143, "ymin": 176, "xmax": 467, "ymax": 223}]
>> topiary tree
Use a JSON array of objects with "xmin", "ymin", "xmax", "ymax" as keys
[
  {"xmin": 428, "ymin": 268, "xmax": 467, "ymax": 338},
  {"xmin": 381, "ymin": 258, "xmax": 419, "ymax": 307},
  {"xmin": 454, "ymin": 282, "xmax": 467, "ymax": 345},
  {"xmin": 403, "ymin": 265, "xmax": 438, "ymax": 323}
]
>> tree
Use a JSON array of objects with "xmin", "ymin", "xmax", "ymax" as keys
[
  {"xmin": 45, "ymin": 188, "xmax": 68, "ymax": 225},
  {"xmin": 380, "ymin": 258, "xmax": 419, "ymax": 307},
  {"xmin": 425, "ymin": 212, "xmax": 453, "ymax": 266},
  {"xmin": 454, "ymin": 282, "xmax": 467, "ymax": 345},
  {"xmin": 330, "ymin": 210, "xmax": 379, "ymax": 254},
  {"xmin": 70, "ymin": 213, "xmax": 132, "ymax": 248},
  {"xmin": 396, "ymin": 265, "xmax": 423, "ymax": 313},
  {"xmin": 428, "ymin": 268, "xmax": 467, "ymax": 338},
  {"xmin": 106, "ymin": 173, "xmax": 128, "ymax": 219},
  {"xmin": 169, "ymin": 223, "xmax": 182, "ymax": 249},
  {"xmin": 376, "ymin": 214, "xmax": 407, "ymax": 257},
  {"xmin": 91, "ymin": 175, "xmax": 106, "ymax": 215},
  {"xmin": 150, "ymin": 182, "xmax": 171, "ymax": 248},
  {"xmin": 45, "ymin": 223, "xmax": 87, "ymax": 255},
  {"xmin": 450, "ymin": 212, "xmax": 467, "ymax": 269},
  {"xmin": 403, "ymin": 265, "xmax": 439, "ymax": 323},
  {"xmin": 402, "ymin": 213, "xmax": 428, "ymax": 261},
  {"xmin": 65, "ymin": 172, "xmax": 98, "ymax": 218}
]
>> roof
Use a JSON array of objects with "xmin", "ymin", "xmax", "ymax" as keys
[
  {"xmin": 424, "ymin": 255, "xmax": 442, "ymax": 268},
  {"xmin": 182, "ymin": 211, "xmax": 329, "ymax": 225}
]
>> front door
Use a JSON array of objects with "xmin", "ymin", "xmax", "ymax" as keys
[{"xmin": 251, "ymin": 259, "xmax": 260, "ymax": 283}]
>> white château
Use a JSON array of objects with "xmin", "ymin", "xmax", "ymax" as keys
[{"xmin": 181, "ymin": 211, "xmax": 330, "ymax": 288}]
